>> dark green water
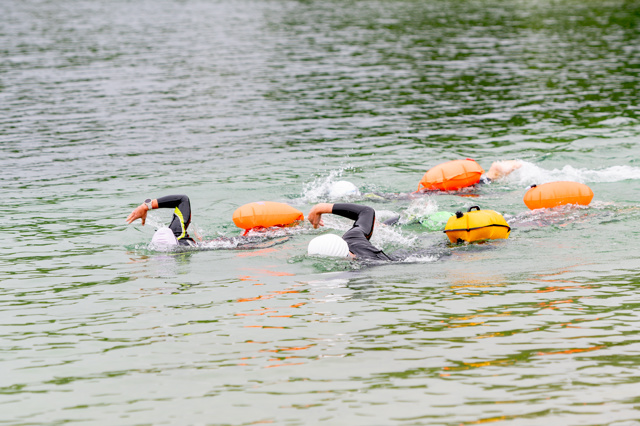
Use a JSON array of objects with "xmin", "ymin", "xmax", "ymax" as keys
[{"xmin": 1, "ymin": 0, "xmax": 640, "ymax": 424}]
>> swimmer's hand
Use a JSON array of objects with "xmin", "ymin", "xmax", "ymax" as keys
[
  {"xmin": 126, "ymin": 204, "xmax": 149, "ymax": 225},
  {"xmin": 308, "ymin": 203, "xmax": 334, "ymax": 229}
]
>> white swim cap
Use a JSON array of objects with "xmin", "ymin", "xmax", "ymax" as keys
[
  {"xmin": 308, "ymin": 234, "xmax": 350, "ymax": 258},
  {"xmin": 151, "ymin": 227, "xmax": 178, "ymax": 247},
  {"xmin": 328, "ymin": 181, "xmax": 360, "ymax": 199}
]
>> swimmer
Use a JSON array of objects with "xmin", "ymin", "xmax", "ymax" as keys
[
  {"xmin": 307, "ymin": 202, "xmax": 505, "ymax": 262},
  {"xmin": 418, "ymin": 159, "xmax": 523, "ymax": 192},
  {"xmin": 364, "ymin": 160, "xmax": 523, "ymax": 202},
  {"xmin": 480, "ymin": 160, "xmax": 523, "ymax": 184},
  {"xmin": 126, "ymin": 194, "xmax": 295, "ymax": 250},
  {"xmin": 126, "ymin": 195, "xmax": 195, "ymax": 246},
  {"xmin": 308, "ymin": 203, "xmax": 393, "ymax": 261},
  {"xmin": 307, "ymin": 202, "xmax": 451, "ymax": 262}
]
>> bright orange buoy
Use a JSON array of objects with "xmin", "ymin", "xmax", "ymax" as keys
[
  {"xmin": 233, "ymin": 201, "xmax": 304, "ymax": 230},
  {"xmin": 418, "ymin": 159, "xmax": 485, "ymax": 191},
  {"xmin": 523, "ymin": 181, "xmax": 594, "ymax": 210}
]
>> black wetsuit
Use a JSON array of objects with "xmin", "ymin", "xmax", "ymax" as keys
[
  {"xmin": 332, "ymin": 203, "xmax": 394, "ymax": 262},
  {"xmin": 157, "ymin": 194, "xmax": 195, "ymax": 246}
]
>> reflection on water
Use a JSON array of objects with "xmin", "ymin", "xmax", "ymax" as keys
[{"xmin": 268, "ymin": 0, "xmax": 640, "ymax": 150}]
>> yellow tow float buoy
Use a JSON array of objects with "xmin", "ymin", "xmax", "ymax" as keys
[{"xmin": 444, "ymin": 206, "xmax": 510, "ymax": 243}]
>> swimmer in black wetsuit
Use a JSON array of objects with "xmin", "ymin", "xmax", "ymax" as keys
[
  {"xmin": 126, "ymin": 194, "xmax": 195, "ymax": 246},
  {"xmin": 127, "ymin": 194, "xmax": 295, "ymax": 250},
  {"xmin": 308, "ymin": 202, "xmax": 459, "ymax": 262},
  {"xmin": 308, "ymin": 202, "xmax": 394, "ymax": 261}
]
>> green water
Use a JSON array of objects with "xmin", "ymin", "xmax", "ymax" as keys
[{"xmin": 2, "ymin": 0, "xmax": 640, "ymax": 424}]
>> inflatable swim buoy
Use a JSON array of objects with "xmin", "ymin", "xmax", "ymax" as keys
[
  {"xmin": 233, "ymin": 202, "xmax": 304, "ymax": 231},
  {"xmin": 420, "ymin": 211, "xmax": 454, "ymax": 231},
  {"xmin": 418, "ymin": 159, "xmax": 485, "ymax": 191},
  {"xmin": 523, "ymin": 181, "xmax": 593, "ymax": 210},
  {"xmin": 444, "ymin": 206, "xmax": 510, "ymax": 243}
]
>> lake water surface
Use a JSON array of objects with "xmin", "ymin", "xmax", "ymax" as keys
[{"xmin": 2, "ymin": 0, "xmax": 640, "ymax": 424}]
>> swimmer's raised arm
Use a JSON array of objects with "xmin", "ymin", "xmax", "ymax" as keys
[
  {"xmin": 126, "ymin": 195, "xmax": 192, "ymax": 226},
  {"xmin": 308, "ymin": 203, "xmax": 334, "ymax": 229}
]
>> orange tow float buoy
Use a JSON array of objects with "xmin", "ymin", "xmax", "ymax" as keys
[
  {"xmin": 523, "ymin": 181, "xmax": 593, "ymax": 210},
  {"xmin": 418, "ymin": 159, "xmax": 485, "ymax": 191},
  {"xmin": 444, "ymin": 206, "xmax": 510, "ymax": 243},
  {"xmin": 233, "ymin": 201, "xmax": 304, "ymax": 231}
]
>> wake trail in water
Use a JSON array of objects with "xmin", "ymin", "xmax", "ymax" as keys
[{"xmin": 505, "ymin": 161, "xmax": 640, "ymax": 187}]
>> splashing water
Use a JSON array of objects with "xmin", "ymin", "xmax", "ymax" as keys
[
  {"xmin": 401, "ymin": 197, "xmax": 441, "ymax": 225},
  {"xmin": 505, "ymin": 203, "xmax": 594, "ymax": 229},
  {"xmin": 142, "ymin": 215, "xmax": 168, "ymax": 230},
  {"xmin": 400, "ymin": 253, "xmax": 440, "ymax": 264},
  {"xmin": 301, "ymin": 167, "xmax": 361, "ymax": 203},
  {"xmin": 505, "ymin": 161, "xmax": 640, "ymax": 187},
  {"xmin": 371, "ymin": 218, "xmax": 418, "ymax": 249},
  {"xmin": 311, "ymin": 209, "xmax": 417, "ymax": 252}
]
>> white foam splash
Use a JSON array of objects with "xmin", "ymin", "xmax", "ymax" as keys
[
  {"xmin": 198, "ymin": 238, "xmax": 242, "ymax": 250},
  {"xmin": 319, "ymin": 214, "xmax": 417, "ymax": 250},
  {"xmin": 147, "ymin": 242, "xmax": 177, "ymax": 252},
  {"xmin": 506, "ymin": 203, "xmax": 592, "ymax": 228},
  {"xmin": 144, "ymin": 215, "xmax": 166, "ymax": 229},
  {"xmin": 376, "ymin": 209, "xmax": 401, "ymax": 223},
  {"xmin": 504, "ymin": 161, "xmax": 640, "ymax": 187},
  {"xmin": 301, "ymin": 167, "xmax": 361, "ymax": 202},
  {"xmin": 401, "ymin": 197, "xmax": 440, "ymax": 225},
  {"xmin": 371, "ymin": 220, "xmax": 417, "ymax": 248},
  {"xmin": 400, "ymin": 254, "xmax": 439, "ymax": 263}
]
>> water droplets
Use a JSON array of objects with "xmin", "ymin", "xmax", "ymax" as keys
[{"xmin": 300, "ymin": 167, "xmax": 361, "ymax": 203}]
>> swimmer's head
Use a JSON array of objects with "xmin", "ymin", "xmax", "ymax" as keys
[
  {"xmin": 328, "ymin": 181, "xmax": 360, "ymax": 199},
  {"xmin": 307, "ymin": 234, "xmax": 350, "ymax": 258},
  {"xmin": 151, "ymin": 227, "xmax": 178, "ymax": 247}
]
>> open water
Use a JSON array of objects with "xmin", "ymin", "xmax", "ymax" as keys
[{"xmin": 2, "ymin": 0, "xmax": 640, "ymax": 424}]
